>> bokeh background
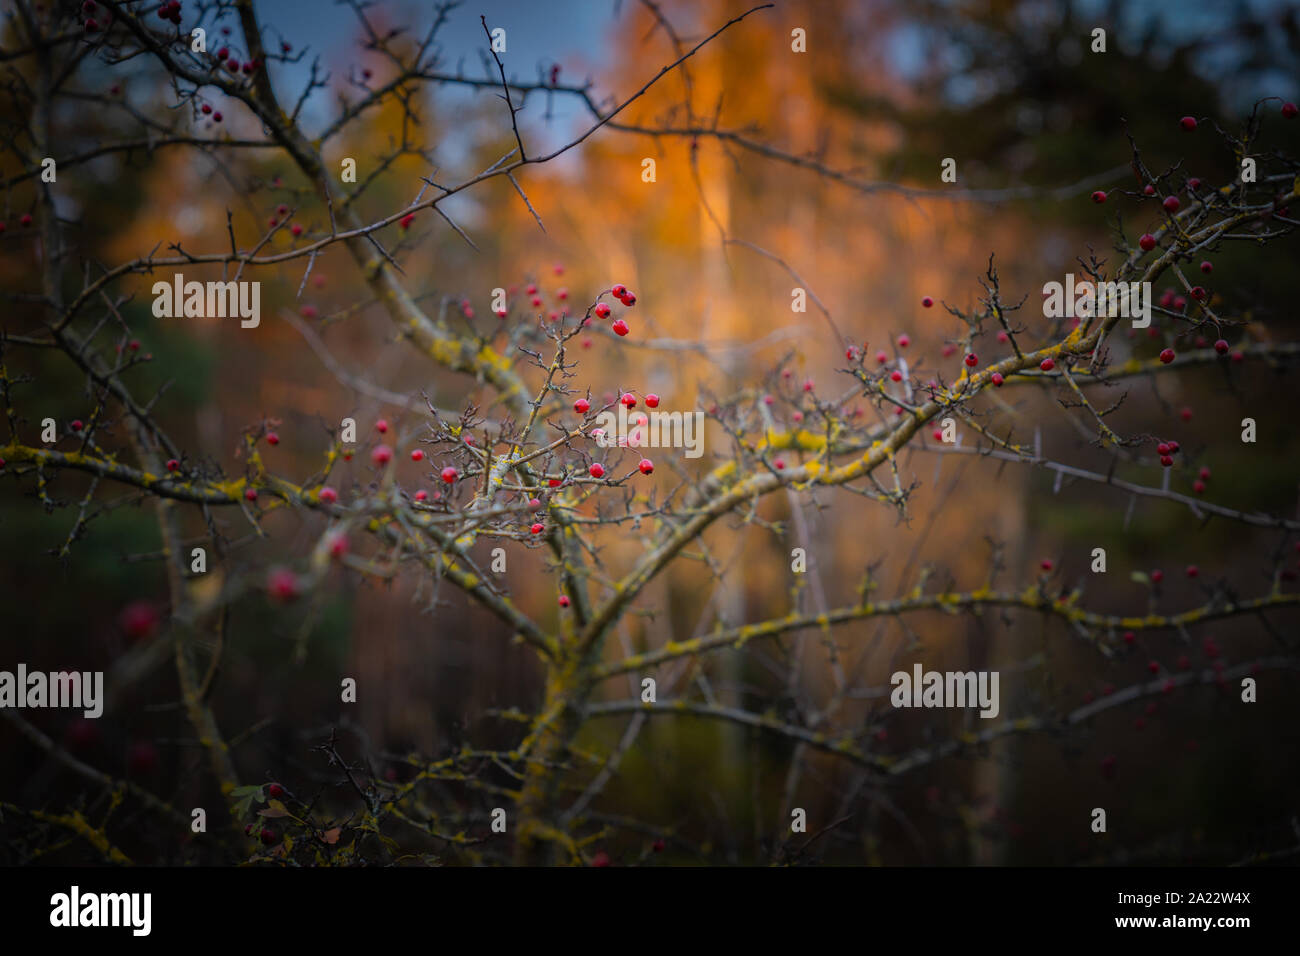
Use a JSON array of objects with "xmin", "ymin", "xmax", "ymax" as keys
[{"xmin": 2, "ymin": 0, "xmax": 1299, "ymax": 864}]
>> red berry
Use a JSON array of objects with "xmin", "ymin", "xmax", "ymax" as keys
[
  {"xmin": 440, "ymin": 466, "xmax": 457, "ymax": 484},
  {"xmin": 375, "ymin": 419, "xmax": 389, "ymax": 433},
  {"xmin": 410, "ymin": 449, "xmax": 424, "ymax": 462},
  {"xmin": 1123, "ymin": 631, "xmax": 1135, "ymax": 645},
  {"xmin": 1179, "ymin": 115, "xmax": 1197, "ymax": 131},
  {"xmin": 612, "ymin": 319, "xmax": 629, "ymax": 336},
  {"xmin": 898, "ymin": 334, "xmax": 911, "ymax": 347},
  {"xmin": 932, "ymin": 429, "xmax": 943, "ymax": 441},
  {"xmin": 1138, "ymin": 233, "xmax": 1156, "ymax": 251},
  {"xmin": 589, "ymin": 463, "xmax": 605, "ymax": 479},
  {"xmin": 1230, "ymin": 351, "xmax": 1244, "ymax": 363},
  {"xmin": 1091, "ymin": 190, "xmax": 1106, "ymax": 203},
  {"xmin": 266, "ymin": 431, "xmax": 279, "ymax": 445},
  {"xmin": 1163, "ymin": 196, "xmax": 1180, "ymax": 213},
  {"xmin": 268, "ymin": 783, "xmax": 285, "ymax": 799},
  {"xmin": 414, "ymin": 490, "xmax": 428, "ymax": 502},
  {"xmin": 371, "ymin": 444, "xmax": 393, "ymax": 466},
  {"xmin": 876, "ymin": 351, "xmax": 889, "ymax": 364},
  {"xmin": 1190, "ymin": 286, "xmax": 1205, "ymax": 300},
  {"xmin": 1214, "ymin": 339, "xmax": 1229, "ymax": 355},
  {"xmin": 890, "ymin": 370, "xmax": 903, "ymax": 383},
  {"xmin": 574, "ymin": 398, "xmax": 590, "ymax": 414},
  {"xmin": 1157, "ymin": 443, "xmax": 1170, "ymax": 455},
  {"xmin": 773, "ymin": 458, "xmax": 785, "ymax": 470},
  {"xmin": 119, "ymin": 601, "xmax": 159, "ymax": 642},
  {"xmin": 591, "ymin": 851, "xmax": 611, "ymax": 867},
  {"xmin": 267, "ymin": 567, "xmax": 299, "ymax": 603},
  {"xmin": 1283, "ymin": 102, "xmax": 1298, "ymax": 119},
  {"xmin": 548, "ymin": 478, "xmax": 561, "ymax": 487},
  {"xmin": 990, "ymin": 372, "xmax": 1004, "ymax": 386},
  {"xmin": 1193, "ymin": 480, "xmax": 1206, "ymax": 494},
  {"xmin": 127, "ymin": 741, "xmax": 159, "ymax": 775},
  {"xmin": 559, "ymin": 594, "xmax": 571, "ymax": 608},
  {"xmin": 1040, "ymin": 559, "xmax": 1053, "ymax": 571},
  {"xmin": 594, "ymin": 303, "xmax": 611, "ymax": 319},
  {"xmin": 964, "ymin": 353, "xmax": 978, "ymax": 367},
  {"xmin": 1199, "ymin": 261, "xmax": 1212, "ymax": 274},
  {"xmin": 621, "ymin": 393, "xmax": 637, "ymax": 408},
  {"xmin": 1143, "ymin": 184, "xmax": 1156, "ymax": 196},
  {"xmin": 1148, "ymin": 660, "xmax": 1160, "ymax": 674},
  {"xmin": 1159, "ymin": 348, "xmax": 1175, "ymax": 364},
  {"xmin": 1039, "ymin": 357, "xmax": 1055, "ymax": 372},
  {"xmin": 291, "ymin": 224, "xmax": 303, "ymax": 237},
  {"xmin": 244, "ymin": 488, "xmax": 258, "ymax": 502},
  {"xmin": 1186, "ymin": 564, "xmax": 1199, "ymax": 578},
  {"xmin": 64, "ymin": 718, "xmax": 101, "ymax": 752},
  {"xmin": 260, "ymin": 828, "xmax": 276, "ymax": 846},
  {"xmin": 1187, "ymin": 178, "xmax": 1201, "ymax": 191},
  {"xmin": 1151, "ymin": 569, "xmax": 1164, "ymax": 583},
  {"xmin": 166, "ymin": 458, "xmax": 179, "ymax": 472},
  {"xmin": 1160, "ymin": 455, "xmax": 1174, "ymax": 467},
  {"xmin": 530, "ymin": 522, "xmax": 544, "ymax": 534},
  {"xmin": 319, "ymin": 486, "xmax": 338, "ymax": 504},
  {"xmin": 557, "ymin": 288, "xmax": 568, "ymax": 301},
  {"xmin": 400, "ymin": 213, "xmax": 415, "ymax": 230},
  {"xmin": 621, "ymin": 292, "xmax": 636, "ymax": 306},
  {"xmin": 1198, "ymin": 466, "xmax": 1211, "ymax": 480},
  {"xmin": 645, "ymin": 393, "xmax": 660, "ymax": 408},
  {"xmin": 920, "ymin": 297, "xmax": 933, "ymax": 309},
  {"xmin": 201, "ymin": 103, "xmax": 212, "ymax": 114},
  {"xmin": 528, "ymin": 497, "xmax": 542, "ymax": 511},
  {"xmin": 611, "ymin": 284, "xmax": 627, "ymax": 298},
  {"xmin": 212, "ymin": 111, "xmax": 222, "ymax": 122},
  {"xmin": 639, "ymin": 459, "xmax": 654, "ymax": 475}
]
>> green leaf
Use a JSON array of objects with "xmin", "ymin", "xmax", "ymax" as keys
[
  {"xmin": 1130, "ymin": 571, "xmax": 1149, "ymax": 585},
  {"xmin": 259, "ymin": 800, "xmax": 290, "ymax": 819},
  {"xmin": 231, "ymin": 785, "xmax": 265, "ymax": 820}
]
